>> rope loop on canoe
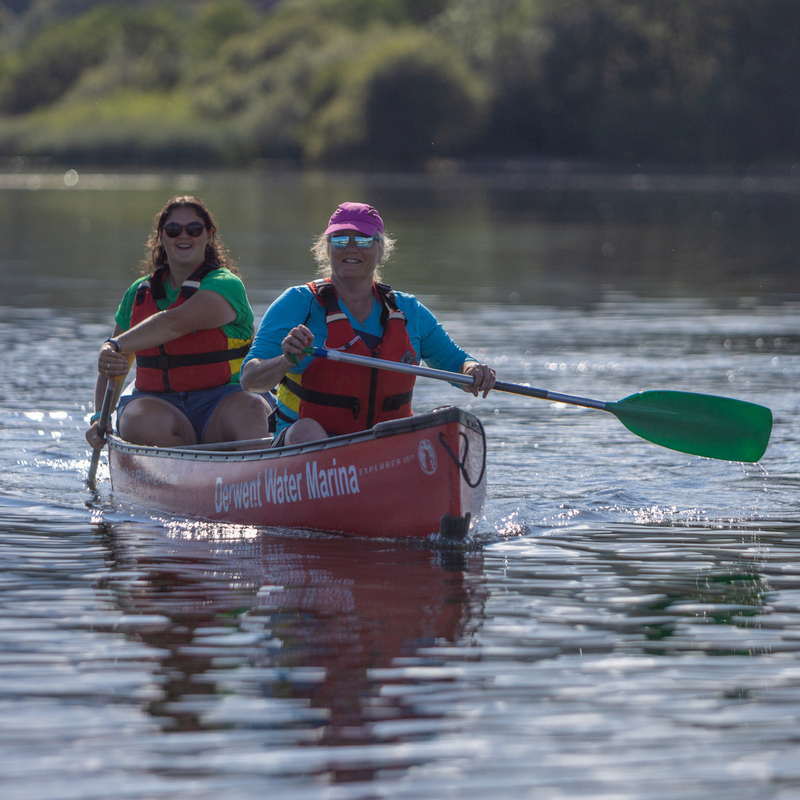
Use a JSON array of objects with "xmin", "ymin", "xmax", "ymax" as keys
[{"xmin": 437, "ymin": 417, "xmax": 486, "ymax": 489}]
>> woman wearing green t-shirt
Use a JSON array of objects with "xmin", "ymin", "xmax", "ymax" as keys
[{"xmin": 86, "ymin": 195, "xmax": 272, "ymax": 449}]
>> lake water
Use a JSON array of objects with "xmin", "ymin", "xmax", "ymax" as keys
[{"xmin": 2, "ymin": 166, "xmax": 800, "ymax": 799}]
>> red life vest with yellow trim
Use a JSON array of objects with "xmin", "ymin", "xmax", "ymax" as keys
[
  {"xmin": 284, "ymin": 279, "xmax": 416, "ymax": 435},
  {"xmin": 131, "ymin": 262, "xmax": 252, "ymax": 393}
]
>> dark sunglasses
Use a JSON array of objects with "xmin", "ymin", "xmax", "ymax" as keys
[
  {"xmin": 328, "ymin": 233, "xmax": 376, "ymax": 249},
  {"xmin": 162, "ymin": 222, "xmax": 207, "ymax": 238}
]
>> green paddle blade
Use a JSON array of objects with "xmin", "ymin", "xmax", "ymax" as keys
[{"xmin": 606, "ymin": 390, "xmax": 772, "ymax": 462}]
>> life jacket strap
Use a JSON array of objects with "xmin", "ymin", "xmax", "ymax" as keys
[
  {"xmin": 135, "ymin": 262, "xmax": 219, "ymax": 305},
  {"xmin": 382, "ymin": 389, "xmax": 413, "ymax": 411},
  {"xmin": 136, "ymin": 343, "xmax": 250, "ymax": 371},
  {"xmin": 274, "ymin": 405, "xmax": 295, "ymax": 424},
  {"xmin": 309, "ymin": 279, "xmax": 407, "ymax": 328},
  {"xmin": 282, "ymin": 377, "xmax": 361, "ymax": 419}
]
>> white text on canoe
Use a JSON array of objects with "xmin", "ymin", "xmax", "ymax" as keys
[{"xmin": 214, "ymin": 458, "xmax": 360, "ymax": 512}]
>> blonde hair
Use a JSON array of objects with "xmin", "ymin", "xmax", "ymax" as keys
[{"xmin": 310, "ymin": 231, "xmax": 396, "ymax": 280}]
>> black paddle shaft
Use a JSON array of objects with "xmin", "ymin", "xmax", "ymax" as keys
[
  {"xmin": 87, "ymin": 379, "xmax": 116, "ymax": 488},
  {"xmin": 494, "ymin": 380, "xmax": 607, "ymax": 410}
]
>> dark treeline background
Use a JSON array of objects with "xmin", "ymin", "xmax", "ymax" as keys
[{"xmin": 0, "ymin": 0, "xmax": 798, "ymax": 169}]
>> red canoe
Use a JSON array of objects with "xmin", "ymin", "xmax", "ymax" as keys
[{"xmin": 107, "ymin": 406, "xmax": 487, "ymax": 540}]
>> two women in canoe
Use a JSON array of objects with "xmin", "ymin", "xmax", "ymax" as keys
[
  {"xmin": 86, "ymin": 195, "xmax": 272, "ymax": 450},
  {"xmin": 240, "ymin": 201, "xmax": 496, "ymax": 447}
]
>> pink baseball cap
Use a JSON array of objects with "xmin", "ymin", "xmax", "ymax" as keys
[{"xmin": 324, "ymin": 202, "xmax": 384, "ymax": 237}]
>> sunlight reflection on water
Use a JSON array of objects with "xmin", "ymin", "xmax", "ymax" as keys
[
  {"xmin": 2, "ymin": 171, "xmax": 800, "ymax": 797},
  {"xmin": 1, "ymin": 300, "xmax": 798, "ymax": 799}
]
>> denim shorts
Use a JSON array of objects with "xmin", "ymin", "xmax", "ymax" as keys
[
  {"xmin": 117, "ymin": 383, "xmax": 245, "ymax": 443},
  {"xmin": 270, "ymin": 426, "xmax": 289, "ymax": 448}
]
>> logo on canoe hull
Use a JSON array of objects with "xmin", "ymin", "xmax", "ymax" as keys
[{"xmin": 418, "ymin": 439, "xmax": 437, "ymax": 475}]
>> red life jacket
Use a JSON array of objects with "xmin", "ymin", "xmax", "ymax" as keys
[
  {"xmin": 131, "ymin": 262, "xmax": 252, "ymax": 393},
  {"xmin": 283, "ymin": 279, "xmax": 416, "ymax": 435}
]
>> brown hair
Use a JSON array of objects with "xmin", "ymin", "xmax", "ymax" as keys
[{"xmin": 139, "ymin": 195, "xmax": 238, "ymax": 275}]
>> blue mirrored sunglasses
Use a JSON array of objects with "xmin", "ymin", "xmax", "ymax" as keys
[{"xmin": 328, "ymin": 233, "xmax": 376, "ymax": 249}]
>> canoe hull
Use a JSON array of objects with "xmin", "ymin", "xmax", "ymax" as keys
[{"xmin": 108, "ymin": 406, "xmax": 486, "ymax": 539}]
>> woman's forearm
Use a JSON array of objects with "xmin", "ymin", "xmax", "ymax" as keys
[
  {"xmin": 112, "ymin": 310, "xmax": 184, "ymax": 354},
  {"xmin": 111, "ymin": 291, "xmax": 236, "ymax": 355},
  {"xmin": 241, "ymin": 356, "xmax": 292, "ymax": 393}
]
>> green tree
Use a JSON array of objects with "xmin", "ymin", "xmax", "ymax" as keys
[
  {"xmin": 0, "ymin": 7, "xmax": 115, "ymax": 113},
  {"xmin": 2, "ymin": 0, "xmax": 800, "ymax": 167},
  {"xmin": 304, "ymin": 29, "xmax": 486, "ymax": 166},
  {"xmin": 188, "ymin": 0, "xmax": 260, "ymax": 58}
]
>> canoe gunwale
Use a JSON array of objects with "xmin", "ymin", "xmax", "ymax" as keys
[{"xmin": 107, "ymin": 406, "xmax": 482, "ymax": 464}]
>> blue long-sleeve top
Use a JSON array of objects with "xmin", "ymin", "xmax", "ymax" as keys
[{"xmin": 244, "ymin": 284, "xmax": 476, "ymax": 433}]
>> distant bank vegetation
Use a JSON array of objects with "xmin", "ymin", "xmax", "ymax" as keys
[{"xmin": 0, "ymin": 0, "xmax": 797, "ymax": 169}]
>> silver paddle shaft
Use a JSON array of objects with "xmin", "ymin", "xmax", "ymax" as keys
[{"xmin": 306, "ymin": 347, "xmax": 607, "ymax": 411}]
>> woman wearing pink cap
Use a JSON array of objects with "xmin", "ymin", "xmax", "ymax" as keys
[{"xmin": 241, "ymin": 202, "xmax": 495, "ymax": 446}]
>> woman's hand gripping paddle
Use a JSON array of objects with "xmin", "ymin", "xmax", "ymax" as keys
[
  {"xmin": 302, "ymin": 347, "xmax": 772, "ymax": 462},
  {"xmin": 87, "ymin": 355, "xmax": 134, "ymax": 489}
]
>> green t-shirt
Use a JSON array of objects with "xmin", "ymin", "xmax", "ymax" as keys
[
  {"xmin": 115, "ymin": 267, "xmax": 255, "ymax": 341},
  {"xmin": 115, "ymin": 267, "xmax": 255, "ymax": 384}
]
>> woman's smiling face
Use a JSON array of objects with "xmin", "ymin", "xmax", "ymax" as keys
[
  {"xmin": 329, "ymin": 230, "xmax": 382, "ymax": 282},
  {"xmin": 159, "ymin": 207, "xmax": 210, "ymax": 273}
]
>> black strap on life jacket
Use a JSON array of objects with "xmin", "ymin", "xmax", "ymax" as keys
[
  {"xmin": 282, "ymin": 379, "xmax": 361, "ymax": 418},
  {"xmin": 135, "ymin": 261, "xmax": 220, "ymax": 306},
  {"xmin": 281, "ymin": 377, "xmax": 412, "ymax": 417},
  {"xmin": 135, "ymin": 344, "xmax": 251, "ymax": 371},
  {"xmin": 375, "ymin": 282, "xmax": 403, "ymax": 327},
  {"xmin": 310, "ymin": 279, "xmax": 404, "ymax": 329}
]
